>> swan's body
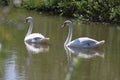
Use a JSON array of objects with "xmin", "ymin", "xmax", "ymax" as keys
[
  {"xmin": 66, "ymin": 37, "xmax": 105, "ymax": 48},
  {"xmin": 24, "ymin": 33, "xmax": 45, "ymax": 43},
  {"xmin": 62, "ymin": 20, "xmax": 105, "ymax": 48},
  {"xmin": 24, "ymin": 17, "xmax": 49, "ymax": 43}
]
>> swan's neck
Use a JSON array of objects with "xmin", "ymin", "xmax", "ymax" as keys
[
  {"xmin": 65, "ymin": 24, "xmax": 72, "ymax": 45},
  {"xmin": 26, "ymin": 21, "xmax": 33, "ymax": 36}
]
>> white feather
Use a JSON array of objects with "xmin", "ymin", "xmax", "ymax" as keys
[
  {"xmin": 24, "ymin": 17, "xmax": 48, "ymax": 43},
  {"xmin": 63, "ymin": 20, "xmax": 105, "ymax": 48}
]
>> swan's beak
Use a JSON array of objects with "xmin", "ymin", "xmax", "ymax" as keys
[
  {"xmin": 61, "ymin": 25, "xmax": 64, "ymax": 28},
  {"xmin": 24, "ymin": 19, "xmax": 28, "ymax": 23},
  {"xmin": 61, "ymin": 24, "xmax": 66, "ymax": 28},
  {"xmin": 61, "ymin": 22, "xmax": 67, "ymax": 28}
]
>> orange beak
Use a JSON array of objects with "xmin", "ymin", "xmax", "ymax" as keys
[
  {"xmin": 61, "ymin": 24, "xmax": 65, "ymax": 28},
  {"xmin": 24, "ymin": 19, "xmax": 28, "ymax": 23}
]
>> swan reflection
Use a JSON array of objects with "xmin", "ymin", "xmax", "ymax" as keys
[
  {"xmin": 65, "ymin": 46, "xmax": 104, "ymax": 59},
  {"xmin": 25, "ymin": 42, "xmax": 49, "ymax": 54},
  {"xmin": 64, "ymin": 46, "xmax": 104, "ymax": 80}
]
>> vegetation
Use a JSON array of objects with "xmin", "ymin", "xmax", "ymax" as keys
[
  {"xmin": 0, "ymin": 0, "xmax": 9, "ymax": 6},
  {"xmin": 23, "ymin": 0, "xmax": 120, "ymax": 23},
  {"xmin": 0, "ymin": 0, "xmax": 120, "ymax": 23}
]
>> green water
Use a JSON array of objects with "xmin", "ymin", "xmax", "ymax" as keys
[{"xmin": 0, "ymin": 8, "xmax": 120, "ymax": 80}]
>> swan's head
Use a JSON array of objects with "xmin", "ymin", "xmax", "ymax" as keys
[
  {"xmin": 62, "ymin": 20, "xmax": 72, "ymax": 27},
  {"xmin": 25, "ymin": 17, "xmax": 33, "ymax": 23}
]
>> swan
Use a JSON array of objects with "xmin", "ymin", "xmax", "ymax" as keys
[
  {"xmin": 62, "ymin": 20, "xmax": 105, "ymax": 48},
  {"xmin": 24, "ymin": 17, "xmax": 49, "ymax": 44}
]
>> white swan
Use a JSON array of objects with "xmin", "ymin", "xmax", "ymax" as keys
[
  {"xmin": 62, "ymin": 20, "xmax": 105, "ymax": 48},
  {"xmin": 24, "ymin": 17, "xmax": 49, "ymax": 43}
]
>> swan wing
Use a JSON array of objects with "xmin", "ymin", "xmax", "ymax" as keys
[
  {"xmin": 24, "ymin": 33, "xmax": 45, "ymax": 43},
  {"xmin": 78, "ymin": 37, "xmax": 98, "ymax": 44},
  {"xmin": 27, "ymin": 33, "xmax": 45, "ymax": 38},
  {"xmin": 67, "ymin": 37, "xmax": 99, "ymax": 48}
]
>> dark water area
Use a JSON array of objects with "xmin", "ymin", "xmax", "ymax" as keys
[{"xmin": 0, "ymin": 7, "xmax": 120, "ymax": 80}]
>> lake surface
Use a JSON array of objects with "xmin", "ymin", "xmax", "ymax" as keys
[{"xmin": 0, "ymin": 7, "xmax": 120, "ymax": 80}]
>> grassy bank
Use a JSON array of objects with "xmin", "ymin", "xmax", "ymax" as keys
[
  {"xmin": 0, "ymin": 0, "xmax": 120, "ymax": 23},
  {"xmin": 23, "ymin": 0, "xmax": 120, "ymax": 23}
]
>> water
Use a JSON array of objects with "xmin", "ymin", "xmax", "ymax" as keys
[{"xmin": 0, "ymin": 8, "xmax": 120, "ymax": 80}]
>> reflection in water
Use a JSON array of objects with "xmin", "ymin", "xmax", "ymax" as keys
[
  {"xmin": 64, "ymin": 46, "xmax": 104, "ymax": 80},
  {"xmin": 0, "ymin": 43, "xmax": 2, "ymax": 51},
  {"xmin": 24, "ymin": 42, "xmax": 49, "ymax": 54},
  {"xmin": 66, "ymin": 47, "xmax": 104, "ymax": 59},
  {"xmin": 4, "ymin": 52, "xmax": 17, "ymax": 80},
  {"xmin": 24, "ymin": 42, "xmax": 50, "ymax": 66},
  {"xmin": 0, "ymin": 7, "xmax": 10, "ymax": 23}
]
